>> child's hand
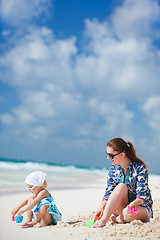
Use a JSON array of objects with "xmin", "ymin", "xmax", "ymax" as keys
[
  {"xmin": 16, "ymin": 210, "xmax": 23, "ymax": 218},
  {"xmin": 11, "ymin": 208, "xmax": 18, "ymax": 215}
]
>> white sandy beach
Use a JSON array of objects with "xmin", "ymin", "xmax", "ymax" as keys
[{"xmin": 0, "ymin": 174, "xmax": 160, "ymax": 240}]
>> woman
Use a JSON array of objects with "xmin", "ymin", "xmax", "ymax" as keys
[{"xmin": 93, "ymin": 138, "xmax": 153, "ymax": 227}]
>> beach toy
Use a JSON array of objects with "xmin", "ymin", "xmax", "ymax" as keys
[
  {"xmin": 127, "ymin": 206, "xmax": 139, "ymax": 215},
  {"xmin": 85, "ymin": 216, "xmax": 100, "ymax": 227},
  {"xmin": 15, "ymin": 216, "xmax": 23, "ymax": 223},
  {"xmin": 12, "ymin": 215, "xmax": 15, "ymax": 221}
]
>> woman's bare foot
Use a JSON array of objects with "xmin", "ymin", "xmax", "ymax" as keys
[
  {"xmin": 92, "ymin": 219, "xmax": 106, "ymax": 228},
  {"xmin": 111, "ymin": 214, "xmax": 124, "ymax": 223},
  {"xmin": 111, "ymin": 215, "xmax": 118, "ymax": 223}
]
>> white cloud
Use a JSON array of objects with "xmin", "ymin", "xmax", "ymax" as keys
[
  {"xmin": 0, "ymin": 113, "xmax": 14, "ymax": 125},
  {"xmin": 23, "ymin": 91, "xmax": 55, "ymax": 119},
  {"xmin": 29, "ymin": 126, "xmax": 48, "ymax": 141},
  {"xmin": 0, "ymin": 27, "xmax": 77, "ymax": 89},
  {"xmin": 0, "ymin": 0, "xmax": 53, "ymax": 26},
  {"xmin": 0, "ymin": 108, "xmax": 36, "ymax": 126},
  {"xmin": 75, "ymin": 16, "xmax": 160, "ymax": 100},
  {"xmin": 143, "ymin": 95, "xmax": 160, "ymax": 113},
  {"xmin": 13, "ymin": 108, "xmax": 36, "ymax": 125},
  {"xmin": 143, "ymin": 95, "xmax": 160, "ymax": 131},
  {"xmin": 76, "ymin": 98, "xmax": 134, "ymax": 142},
  {"xmin": 111, "ymin": 0, "xmax": 160, "ymax": 39}
]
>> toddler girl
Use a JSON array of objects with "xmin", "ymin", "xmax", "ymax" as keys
[{"xmin": 11, "ymin": 171, "xmax": 62, "ymax": 227}]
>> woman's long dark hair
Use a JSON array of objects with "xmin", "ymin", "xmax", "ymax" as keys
[{"xmin": 107, "ymin": 138, "xmax": 148, "ymax": 170}]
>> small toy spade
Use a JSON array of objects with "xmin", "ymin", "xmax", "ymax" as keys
[{"xmin": 85, "ymin": 216, "xmax": 100, "ymax": 227}]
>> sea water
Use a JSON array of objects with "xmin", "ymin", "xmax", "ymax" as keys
[
  {"xmin": 0, "ymin": 158, "xmax": 107, "ymax": 195},
  {"xmin": 1, "ymin": 158, "xmax": 159, "ymax": 196}
]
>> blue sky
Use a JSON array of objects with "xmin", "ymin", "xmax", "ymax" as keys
[{"xmin": 0, "ymin": 0, "xmax": 160, "ymax": 173}]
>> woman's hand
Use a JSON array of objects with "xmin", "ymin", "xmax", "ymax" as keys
[
  {"xmin": 95, "ymin": 210, "xmax": 103, "ymax": 220},
  {"xmin": 128, "ymin": 202, "xmax": 136, "ymax": 208},
  {"xmin": 128, "ymin": 198, "xmax": 143, "ymax": 208},
  {"xmin": 94, "ymin": 200, "xmax": 107, "ymax": 220}
]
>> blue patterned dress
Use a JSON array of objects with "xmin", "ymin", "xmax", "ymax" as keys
[
  {"xmin": 103, "ymin": 160, "xmax": 153, "ymax": 211},
  {"xmin": 31, "ymin": 191, "xmax": 62, "ymax": 224}
]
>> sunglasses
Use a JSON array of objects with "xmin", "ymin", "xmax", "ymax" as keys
[
  {"xmin": 27, "ymin": 185, "xmax": 35, "ymax": 192},
  {"xmin": 106, "ymin": 150, "xmax": 123, "ymax": 160}
]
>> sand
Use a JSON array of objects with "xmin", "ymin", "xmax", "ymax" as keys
[{"xmin": 0, "ymin": 174, "xmax": 160, "ymax": 240}]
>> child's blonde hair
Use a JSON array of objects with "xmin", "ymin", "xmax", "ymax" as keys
[{"xmin": 42, "ymin": 180, "xmax": 47, "ymax": 189}]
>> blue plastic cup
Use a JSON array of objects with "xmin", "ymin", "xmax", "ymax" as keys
[{"xmin": 15, "ymin": 216, "xmax": 23, "ymax": 223}]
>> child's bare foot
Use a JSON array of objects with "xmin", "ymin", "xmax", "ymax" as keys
[
  {"xmin": 21, "ymin": 222, "xmax": 35, "ymax": 228},
  {"xmin": 38, "ymin": 224, "xmax": 47, "ymax": 228},
  {"xmin": 21, "ymin": 222, "xmax": 29, "ymax": 227}
]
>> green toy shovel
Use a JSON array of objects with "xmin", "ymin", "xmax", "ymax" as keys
[{"xmin": 85, "ymin": 216, "xmax": 100, "ymax": 227}]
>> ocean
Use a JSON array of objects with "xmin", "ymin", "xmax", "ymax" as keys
[
  {"xmin": 0, "ymin": 158, "xmax": 107, "ymax": 195},
  {"xmin": 1, "ymin": 158, "xmax": 159, "ymax": 196}
]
